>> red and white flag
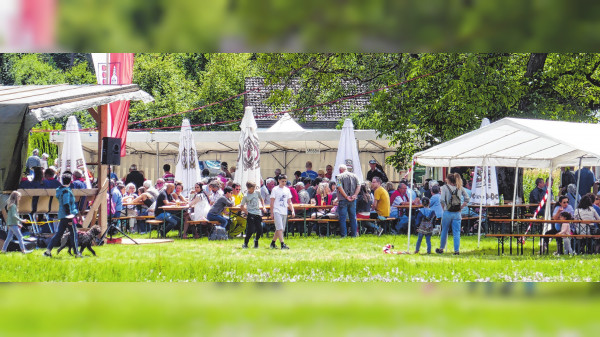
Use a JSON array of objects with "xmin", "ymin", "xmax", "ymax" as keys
[
  {"xmin": 1, "ymin": 0, "xmax": 56, "ymax": 50},
  {"xmin": 91, "ymin": 53, "xmax": 134, "ymax": 156}
]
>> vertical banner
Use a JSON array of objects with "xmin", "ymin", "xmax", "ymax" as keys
[
  {"xmin": 92, "ymin": 53, "xmax": 134, "ymax": 156},
  {"xmin": 1, "ymin": 0, "xmax": 56, "ymax": 50},
  {"xmin": 470, "ymin": 118, "xmax": 499, "ymax": 205}
]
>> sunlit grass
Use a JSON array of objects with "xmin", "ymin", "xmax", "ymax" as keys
[{"xmin": 0, "ymin": 234, "xmax": 598, "ymax": 281}]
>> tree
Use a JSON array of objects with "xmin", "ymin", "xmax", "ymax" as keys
[{"xmin": 254, "ymin": 53, "xmax": 600, "ymax": 169}]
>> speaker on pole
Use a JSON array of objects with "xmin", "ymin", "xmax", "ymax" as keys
[{"xmin": 101, "ymin": 137, "xmax": 121, "ymax": 166}]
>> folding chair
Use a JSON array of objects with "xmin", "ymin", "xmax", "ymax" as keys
[
  {"xmin": 33, "ymin": 195, "xmax": 53, "ymax": 234},
  {"xmin": 17, "ymin": 196, "xmax": 35, "ymax": 234}
]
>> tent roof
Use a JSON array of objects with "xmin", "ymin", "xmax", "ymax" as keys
[
  {"xmin": 0, "ymin": 84, "xmax": 153, "ymax": 193},
  {"xmin": 51, "ymin": 129, "xmax": 395, "ymax": 155},
  {"xmin": 0, "ymin": 84, "xmax": 153, "ymax": 121},
  {"xmin": 266, "ymin": 113, "xmax": 304, "ymax": 132},
  {"xmin": 414, "ymin": 118, "xmax": 600, "ymax": 168}
]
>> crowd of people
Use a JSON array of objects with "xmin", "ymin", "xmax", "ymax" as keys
[
  {"xmin": 533, "ymin": 167, "xmax": 600, "ymax": 255},
  {"xmin": 6, "ymin": 149, "xmax": 480, "ymax": 256}
]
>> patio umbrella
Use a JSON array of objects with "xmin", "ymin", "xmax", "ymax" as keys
[
  {"xmin": 175, "ymin": 119, "xmax": 200, "ymax": 197},
  {"xmin": 332, "ymin": 119, "xmax": 364, "ymax": 183},
  {"xmin": 234, "ymin": 106, "xmax": 261, "ymax": 194},
  {"xmin": 60, "ymin": 116, "xmax": 91, "ymax": 188}
]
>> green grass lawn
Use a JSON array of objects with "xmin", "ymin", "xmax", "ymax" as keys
[{"xmin": 1, "ymin": 233, "xmax": 599, "ymax": 281}]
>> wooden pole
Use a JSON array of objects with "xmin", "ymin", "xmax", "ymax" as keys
[{"xmin": 97, "ymin": 105, "xmax": 108, "ymax": 233}]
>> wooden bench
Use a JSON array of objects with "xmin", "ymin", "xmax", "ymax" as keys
[
  {"xmin": 146, "ymin": 219, "xmax": 165, "ymax": 238},
  {"xmin": 487, "ymin": 233, "xmax": 600, "ymax": 255},
  {"xmin": 186, "ymin": 220, "xmax": 220, "ymax": 238}
]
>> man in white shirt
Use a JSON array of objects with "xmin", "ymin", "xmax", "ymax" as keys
[{"xmin": 269, "ymin": 174, "xmax": 295, "ymax": 249}]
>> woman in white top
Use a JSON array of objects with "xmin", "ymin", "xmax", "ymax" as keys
[
  {"xmin": 573, "ymin": 194, "xmax": 600, "ymax": 253},
  {"xmin": 182, "ymin": 182, "xmax": 210, "ymax": 239}
]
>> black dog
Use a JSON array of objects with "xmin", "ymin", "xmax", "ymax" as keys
[{"xmin": 56, "ymin": 225, "xmax": 102, "ymax": 256}]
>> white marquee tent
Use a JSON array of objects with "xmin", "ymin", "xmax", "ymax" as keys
[
  {"xmin": 407, "ymin": 117, "xmax": 600, "ymax": 250},
  {"xmin": 51, "ymin": 122, "xmax": 398, "ymax": 183},
  {"xmin": 414, "ymin": 118, "xmax": 600, "ymax": 168}
]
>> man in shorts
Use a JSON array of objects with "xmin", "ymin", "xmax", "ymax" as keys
[{"xmin": 269, "ymin": 174, "xmax": 295, "ymax": 249}]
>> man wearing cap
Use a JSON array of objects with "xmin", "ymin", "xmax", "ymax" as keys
[
  {"xmin": 366, "ymin": 160, "xmax": 388, "ymax": 183},
  {"xmin": 125, "ymin": 164, "xmax": 145, "ymax": 189}
]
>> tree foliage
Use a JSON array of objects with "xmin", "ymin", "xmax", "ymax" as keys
[{"xmin": 255, "ymin": 53, "xmax": 600, "ymax": 169}]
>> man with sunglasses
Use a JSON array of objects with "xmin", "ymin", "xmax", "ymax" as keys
[
  {"xmin": 544, "ymin": 195, "xmax": 574, "ymax": 254},
  {"xmin": 155, "ymin": 178, "xmax": 165, "ymax": 191}
]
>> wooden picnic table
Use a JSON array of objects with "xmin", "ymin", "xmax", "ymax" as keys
[
  {"xmin": 487, "ymin": 218, "xmax": 600, "ymax": 255},
  {"xmin": 160, "ymin": 204, "xmax": 189, "ymax": 237}
]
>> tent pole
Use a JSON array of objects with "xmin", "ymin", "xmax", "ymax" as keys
[
  {"xmin": 543, "ymin": 164, "xmax": 555, "ymax": 243},
  {"xmin": 510, "ymin": 163, "xmax": 519, "ymax": 234},
  {"xmin": 575, "ymin": 157, "xmax": 583, "ymax": 205},
  {"xmin": 97, "ymin": 104, "xmax": 108, "ymax": 234},
  {"xmin": 156, "ymin": 142, "xmax": 160, "ymax": 183},
  {"xmin": 477, "ymin": 161, "xmax": 487, "ymax": 248},
  {"xmin": 407, "ymin": 156, "xmax": 415, "ymax": 252}
]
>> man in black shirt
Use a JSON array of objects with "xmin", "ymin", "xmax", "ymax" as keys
[
  {"xmin": 366, "ymin": 160, "xmax": 388, "ymax": 183},
  {"xmin": 154, "ymin": 183, "xmax": 179, "ymax": 236},
  {"xmin": 529, "ymin": 178, "xmax": 547, "ymax": 215},
  {"xmin": 125, "ymin": 164, "xmax": 145, "ymax": 189}
]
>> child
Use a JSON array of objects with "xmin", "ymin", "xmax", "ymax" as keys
[
  {"xmin": 270, "ymin": 174, "xmax": 295, "ymax": 249},
  {"xmin": 1, "ymin": 191, "xmax": 33, "ymax": 254},
  {"xmin": 557, "ymin": 211, "xmax": 574, "ymax": 255},
  {"xmin": 206, "ymin": 186, "xmax": 234, "ymax": 230},
  {"xmin": 45, "ymin": 172, "xmax": 80, "ymax": 258},
  {"xmin": 240, "ymin": 181, "xmax": 268, "ymax": 249},
  {"xmin": 414, "ymin": 197, "xmax": 436, "ymax": 254}
]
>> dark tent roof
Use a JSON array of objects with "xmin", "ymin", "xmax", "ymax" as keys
[{"xmin": 0, "ymin": 84, "xmax": 153, "ymax": 195}]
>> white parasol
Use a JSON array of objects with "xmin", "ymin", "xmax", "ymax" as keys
[
  {"xmin": 175, "ymin": 119, "xmax": 200, "ymax": 197},
  {"xmin": 332, "ymin": 119, "xmax": 364, "ymax": 182},
  {"xmin": 234, "ymin": 106, "xmax": 261, "ymax": 194},
  {"xmin": 60, "ymin": 116, "xmax": 91, "ymax": 188}
]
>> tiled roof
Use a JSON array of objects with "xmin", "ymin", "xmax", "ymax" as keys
[{"xmin": 245, "ymin": 77, "xmax": 370, "ymax": 126}]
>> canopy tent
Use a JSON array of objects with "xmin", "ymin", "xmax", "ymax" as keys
[
  {"xmin": 414, "ymin": 118, "xmax": 600, "ymax": 168},
  {"xmin": 266, "ymin": 113, "xmax": 304, "ymax": 132},
  {"xmin": 0, "ymin": 84, "xmax": 153, "ymax": 233},
  {"xmin": 406, "ymin": 117, "xmax": 600, "ymax": 252},
  {"xmin": 51, "ymin": 126, "xmax": 398, "ymax": 183},
  {"xmin": 0, "ymin": 84, "xmax": 153, "ymax": 192}
]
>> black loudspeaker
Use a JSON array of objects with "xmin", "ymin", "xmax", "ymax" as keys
[{"xmin": 101, "ymin": 137, "xmax": 121, "ymax": 165}]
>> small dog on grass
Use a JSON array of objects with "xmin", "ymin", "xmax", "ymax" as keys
[{"xmin": 56, "ymin": 225, "xmax": 102, "ymax": 256}]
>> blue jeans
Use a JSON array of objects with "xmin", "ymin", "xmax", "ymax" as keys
[
  {"xmin": 415, "ymin": 233, "xmax": 431, "ymax": 253},
  {"xmin": 156, "ymin": 212, "xmax": 179, "ymax": 235},
  {"xmin": 2, "ymin": 226, "xmax": 26, "ymax": 252},
  {"xmin": 207, "ymin": 213, "xmax": 230, "ymax": 230},
  {"xmin": 47, "ymin": 218, "xmax": 76, "ymax": 251},
  {"xmin": 440, "ymin": 210, "xmax": 461, "ymax": 252},
  {"xmin": 338, "ymin": 199, "xmax": 357, "ymax": 237}
]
